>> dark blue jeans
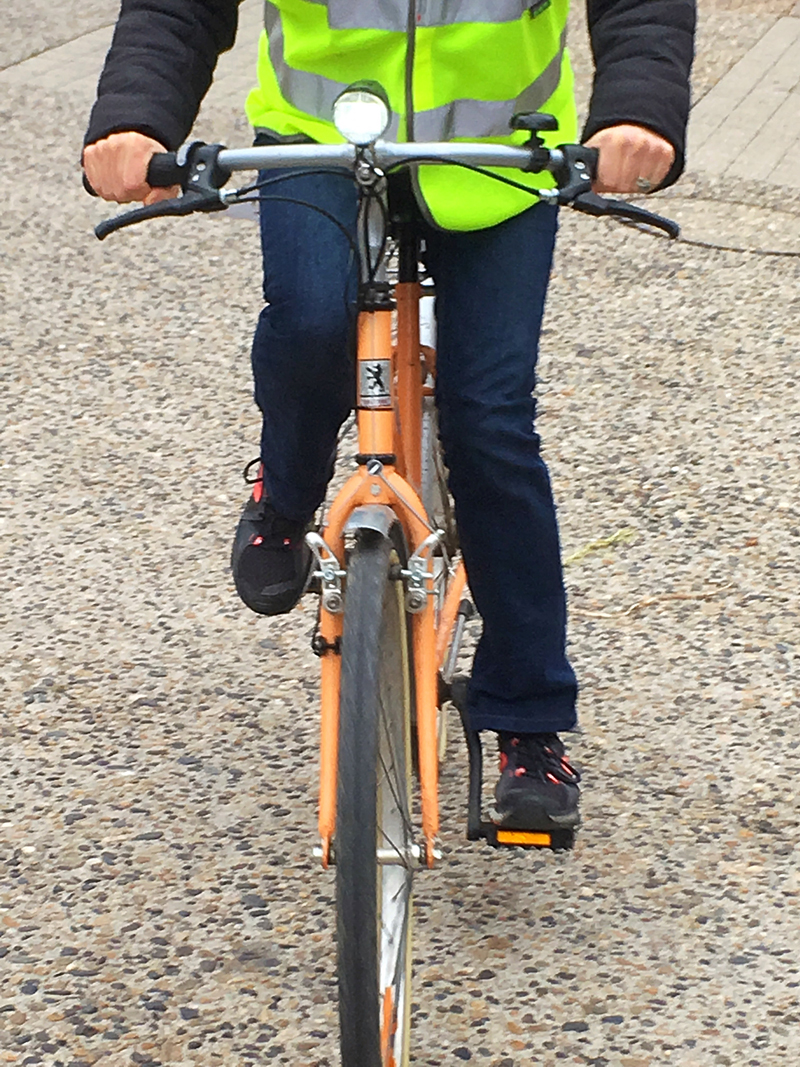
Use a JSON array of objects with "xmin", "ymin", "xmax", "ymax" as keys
[{"xmin": 252, "ymin": 170, "xmax": 577, "ymax": 734}]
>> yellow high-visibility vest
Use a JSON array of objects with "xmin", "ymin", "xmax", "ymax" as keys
[{"xmin": 246, "ymin": 0, "xmax": 577, "ymax": 230}]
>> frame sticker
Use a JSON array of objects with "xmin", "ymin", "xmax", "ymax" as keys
[{"xmin": 359, "ymin": 359, "xmax": 392, "ymax": 409}]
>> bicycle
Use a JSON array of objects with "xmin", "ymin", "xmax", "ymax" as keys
[{"xmin": 89, "ymin": 87, "xmax": 678, "ymax": 1067}]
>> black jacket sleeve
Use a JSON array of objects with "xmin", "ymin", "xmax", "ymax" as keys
[
  {"xmin": 583, "ymin": 0, "xmax": 696, "ymax": 186},
  {"xmin": 84, "ymin": 0, "xmax": 239, "ymax": 150}
]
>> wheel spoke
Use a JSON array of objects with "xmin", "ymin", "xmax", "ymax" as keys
[
  {"xmin": 378, "ymin": 748, "xmax": 413, "ymax": 841},
  {"xmin": 378, "ymin": 690, "xmax": 413, "ymax": 832}
]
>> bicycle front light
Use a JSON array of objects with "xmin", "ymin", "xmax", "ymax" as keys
[{"xmin": 333, "ymin": 82, "xmax": 391, "ymax": 146}]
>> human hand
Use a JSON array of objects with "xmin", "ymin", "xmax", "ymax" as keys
[
  {"xmin": 82, "ymin": 131, "xmax": 180, "ymax": 205},
  {"xmin": 583, "ymin": 124, "xmax": 675, "ymax": 194}
]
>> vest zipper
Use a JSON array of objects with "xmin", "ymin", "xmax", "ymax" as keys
[{"xmin": 405, "ymin": 0, "xmax": 417, "ymax": 141}]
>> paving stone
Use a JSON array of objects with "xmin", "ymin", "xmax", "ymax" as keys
[
  {"xmin": 726, "ymin": 92, "xmax": 800, "ymax": 182},
  {"xmin": 688, "ymin": 16, "xmax": 800, "ymax": 188}
]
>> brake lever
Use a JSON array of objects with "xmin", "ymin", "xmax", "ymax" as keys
[
  {"xmin": 94, "ymin": 189, "xmax": 226, "ymax": 240},
  {"xmin": 570, "ymin": 191, "xmax": 680, "ymax": 239}
]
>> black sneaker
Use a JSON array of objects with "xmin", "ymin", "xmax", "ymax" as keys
[
  {"xmin": 492, "ymin": 732, "xmax": 581, "ymax": 831},
  {"xmin": 230, "ymin": 461, "xmax": 313, "ymax": 616}
]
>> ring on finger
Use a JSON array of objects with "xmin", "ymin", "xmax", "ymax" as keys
[{"xmin": 635, "ymin": 176, "xmax": 653, "ymax": 194}]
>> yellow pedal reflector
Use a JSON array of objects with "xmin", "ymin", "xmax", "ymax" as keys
[{"xmin": 496, "ymin": 830, "xmax": 552, "ymax": 847}]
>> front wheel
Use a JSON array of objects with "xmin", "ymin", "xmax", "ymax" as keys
[{"xmin": 336, "ymin": 530, "xmax": 415, "ymax": 1067}]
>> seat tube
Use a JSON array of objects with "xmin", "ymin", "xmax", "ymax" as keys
[{"xmin": 395, "ymin": 224, "xmax": 422, "ymax": 491}]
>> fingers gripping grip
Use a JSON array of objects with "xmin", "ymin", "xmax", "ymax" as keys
[
  {"xmin": 81, "ymin": 153, "xmax": 184, "ymax": 198},
  {"xmin": 82, "ymin": 144, "xmax": 211, "ymax": 200}
]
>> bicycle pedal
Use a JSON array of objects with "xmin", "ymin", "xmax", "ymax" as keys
[{"xmin": 480, "ymin": 821, "xmax": 575, "ymax": 852}]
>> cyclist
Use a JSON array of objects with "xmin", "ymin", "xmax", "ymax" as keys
[{"xmin": 83, "ymin": 0, "xmax": 695, "ymax": 834}]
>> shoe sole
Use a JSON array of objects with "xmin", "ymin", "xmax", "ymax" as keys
[
  {"xmin": 488, "ymin": 803, "xmax": 581, "ymax": 832},
  {"xmin": 232, "ymin": 543, "xmax": 313, "ymax": 616}
]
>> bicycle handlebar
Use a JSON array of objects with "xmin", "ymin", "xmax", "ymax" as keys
[{"xmin": 90, "ymin": 138, "xmax": 679, "ymax": 241}]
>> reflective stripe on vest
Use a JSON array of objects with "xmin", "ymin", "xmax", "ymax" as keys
[
  {"xmin": 264, "ymin": 3, "xmax": 399, "ymax": 137},
  {"xmin": 394, "ymin": 29, "xmax": 565, "ymax": 140},
  {"xmin": 306, "ymin": 0, "xmax": 540, "ymax": 31},
  {"xmin": 264, "ymin": 3, "xmax": 566, "ymax": 139},
  {"xmin": 246, "ymin": 0, "xmax": 577, "ymax": 229}
]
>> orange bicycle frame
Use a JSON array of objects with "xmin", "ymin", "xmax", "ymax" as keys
[{"xmin": 315, "ymin": 247, "xmax": 468, "ymax": 868}]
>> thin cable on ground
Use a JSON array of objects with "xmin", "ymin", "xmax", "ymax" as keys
[
  {"xmin": 619, "ymin": 219, "xmax": 800, "ymax": 257},
  {"xmin": 676, "ymin": 236, "xmax": 800, "ymax": 257}
]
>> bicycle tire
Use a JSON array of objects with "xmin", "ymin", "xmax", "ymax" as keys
[{"xmin": 337, "ymin": 529, "xmax": 415, "ymax": 1067}]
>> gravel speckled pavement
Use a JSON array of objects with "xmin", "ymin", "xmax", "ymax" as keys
[
  {"xmin": 0, "ymin": 1, "xmax": 118, "ymax": 71},
  {"xmin": 1, "ymin": 2, "xmax": 799, "ymax": 1065}
]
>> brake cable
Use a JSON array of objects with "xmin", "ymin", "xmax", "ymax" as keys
[{"xmin": 229, "ymin": 193, "xmax": 360, "ymax": 256}]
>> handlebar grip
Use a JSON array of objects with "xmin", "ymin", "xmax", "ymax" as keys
[
  {"xmin": 83, "ymin": 173, "xmax": 98, "ymax": 197},
  {"xmin": 147, "ymin": 152, "xmax": 187, "ymax": 188}
]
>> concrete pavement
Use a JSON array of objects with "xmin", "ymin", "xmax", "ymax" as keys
[{"xmin": 1, "ymin": 3, "xmax": 799, "ymax": 1066}]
